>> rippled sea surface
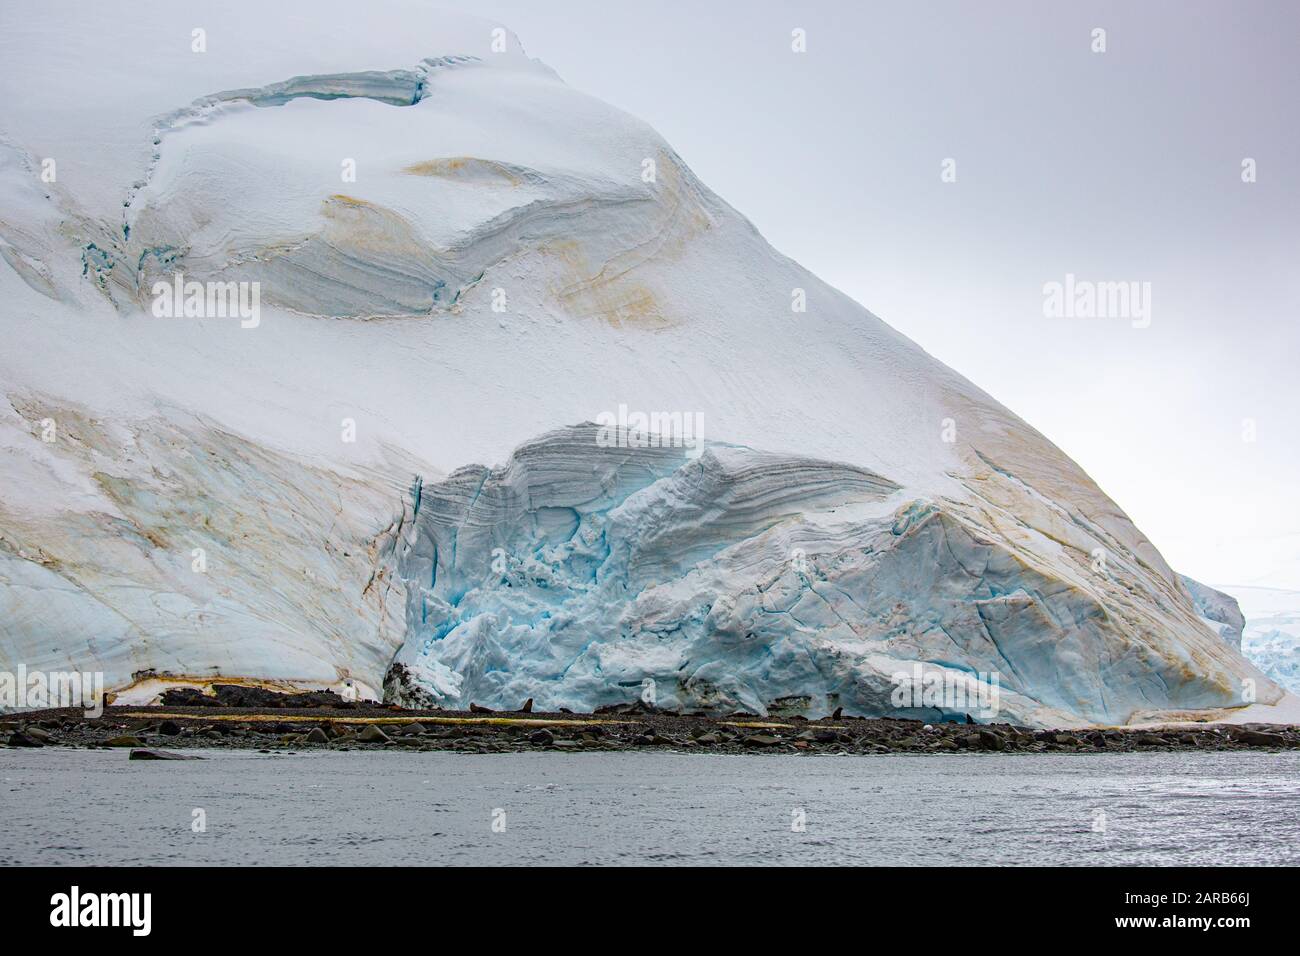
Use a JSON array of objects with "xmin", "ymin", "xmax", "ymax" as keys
[{"xmin": 3, "ymin": 749, "xmax": 1297, "ymax": 865}]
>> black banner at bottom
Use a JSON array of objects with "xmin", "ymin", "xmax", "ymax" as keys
[{"xmin": 0, "ymin": 866, "xmax": 1276, "ymax": 942}]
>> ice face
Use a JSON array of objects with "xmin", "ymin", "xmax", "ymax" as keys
[
  {"xmin": 383, "ymin": 425, "xmax": 1274, "ymax": 726},
  {"xmin": 1180, "ymin": 575, "xmax": 1245, "ymax": 650},
  {"xmin": 1230, "ymin": 587, "xmax": 1300, "ymax": 695},
  {"xmin": 1243, "ymin": 624, "xmax": 1300, "ymax": 695}
]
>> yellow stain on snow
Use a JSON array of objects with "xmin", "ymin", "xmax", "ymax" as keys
[{"xmin": 402, "ymin": 157, "xmax": 522, "ymax": 186}]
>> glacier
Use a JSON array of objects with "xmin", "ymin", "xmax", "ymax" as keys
[
  {"xmin": 0, "ymin": 0, "xmax": 1293, "ymax": 726},
  {"xmin": 1244, "ymin": 626, "xmax": 1300, "ymax": 696},
  {"xmin": 381, "ymin": 424, "xmax": 1266, "ymax": 726},
  {"xmin": 1229, "ymin": 586, "xmax": 1300, "ymax": 697}
]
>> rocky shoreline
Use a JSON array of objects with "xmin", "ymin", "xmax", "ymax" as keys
[{"xmin": 3, "ymin": 686, "xmax": 1298, "ymax": 756}]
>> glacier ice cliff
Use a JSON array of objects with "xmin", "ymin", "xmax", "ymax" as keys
[
  {"xmin": 1244, "ymin": 626, "xmax": 1300, "ymax": 695},
  {"xmin": 380, "ymin": 425, "xmax": 1270, "ymax": 727},
  {"xmin": 1231, "ymin": 587, "xmax": 1300, "ymax": 696}
]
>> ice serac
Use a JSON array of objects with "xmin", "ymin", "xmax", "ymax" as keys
[
  {"xmin": 0, "ymin": 0, "xmax": 1293, "ymax": 724},
  {"xmin": 1179, "ymin": 575, "xmax": 1245, "ymax": 650}
]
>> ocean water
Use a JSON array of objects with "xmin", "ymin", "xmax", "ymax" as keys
[{"xmin": 3, "ymin": 749, "xmax": 1297, "ymax": 866}]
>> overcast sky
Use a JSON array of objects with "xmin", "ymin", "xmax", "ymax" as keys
[{"xmin": 440, "ymin": 0, "xmax": 1299, "ymax": 592}]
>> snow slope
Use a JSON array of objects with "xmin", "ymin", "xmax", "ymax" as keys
[{"xmin": 0, "ymin": 0, "xmax": 1290, "ymax": 724}]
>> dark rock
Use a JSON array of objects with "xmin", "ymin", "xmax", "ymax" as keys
[
  {"xmin": 399, "ymin": 722, "xmax": 426, "ymax": 737},
  {"xmin": 528, "ymin": 729, "xmax": 554, "ymax": 746},
  {"xmin": 7, "ymin": 731, "xmax": 44, "ymax": 748},
  {"xmin": 129, "ymin": 749, "xmax": 203, "ymax": 760},
  {"xmin": 595, "ymin": 700, "xmax": 656, "ymax": 716},
  {"xmin": 158, "ymin": 720, "xmax": 182, "ymax": 736},
  {"xmin": 742, "ymin": 734, "xmax": 782, "ymax": 747},
  {"xmin": 550, "ymin": 739, "xmax": 580, "ymax": 750},
  {"xmin": 356, "ymin": 725, "xmax": 391, "ymax": 744},
  {"xmin": 159, "ymin": 683, "xmax": 353, "ymax": 709},
  {"xmin": 303, "ymin": 727, "xmax": 330, "ymax": 744},
  {"xmin": 158, "ymin": 687, "xmax": 210, "ymax": 707},
  {"xmin": 1236, "ymin": 730, "xmax": 1286, "ymax": 747}
]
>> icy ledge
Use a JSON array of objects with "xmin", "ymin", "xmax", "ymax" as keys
[
  {"xmin": 1180, "ymin": 575, "xmax": 1245, "ymax": 650},
  {"xmin": 380, "ymin": 425, "xmax": 1274, "ymax": 727}
]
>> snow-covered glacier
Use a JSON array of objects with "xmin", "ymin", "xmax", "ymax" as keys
[{"xmin": 0, "ymin": 0, "xmax": 1292, "ymax": 725}]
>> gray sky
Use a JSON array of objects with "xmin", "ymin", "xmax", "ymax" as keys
[{"xmin": 439, "ymin": 0, "xmax": 1299, "ymax": 590}]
